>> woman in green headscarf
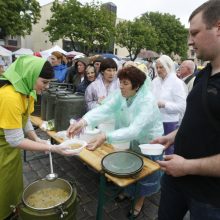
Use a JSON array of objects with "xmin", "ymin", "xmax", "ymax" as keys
[{"xmin": 0, "ymin": 55, "xmax": 76, "ymax": 220}]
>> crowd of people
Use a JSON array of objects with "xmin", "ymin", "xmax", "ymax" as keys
[{"xmin": 0, "ymin": 0, "xmax": 220, "ymax": 219}]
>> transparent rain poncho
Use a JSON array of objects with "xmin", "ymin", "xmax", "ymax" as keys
[{"xmin": 83, "ymin": 77, "xmax": 163, "ymax": 152}]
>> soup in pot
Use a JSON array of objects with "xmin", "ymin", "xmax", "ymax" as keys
[{"xmin": 26, "ymin": 187, "xmax": 69, "ymax": 208}]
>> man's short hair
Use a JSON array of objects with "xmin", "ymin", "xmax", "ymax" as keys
[{"xmin": 189, "ymin": 0, "xmax": 220, "ymax": 29}]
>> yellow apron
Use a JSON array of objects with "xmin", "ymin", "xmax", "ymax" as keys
[{"xmin": 0, "ymin": 99, "xmax": 29, "ymax": 220}]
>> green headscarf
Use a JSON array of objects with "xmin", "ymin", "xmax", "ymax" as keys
[{"xmin": 3, "ymin": 55, "xmax": 46, "ymax": 100}]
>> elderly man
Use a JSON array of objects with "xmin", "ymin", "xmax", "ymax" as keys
[{"xmin": 178, "ymin": 60, "xmax": 195, "ymax": 93}]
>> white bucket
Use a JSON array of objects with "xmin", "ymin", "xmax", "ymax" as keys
[
  {"xmin": 80, "ymin": 127, "xmax": 100, "ymax": 142},
  {"xmin": 112, "ymin": 141, "xmax": 130, "ymax": 151},
  {"xmin": 98, "ymin": 119, "xmax": 115, "ymax": 133}
]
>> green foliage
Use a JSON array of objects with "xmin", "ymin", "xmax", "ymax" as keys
[
  {"xmin": 43, "ymin": 0, "xmax": 116, "ymax": 54},
  {"xmin": 0, "ymin": 0, "xmax": 41, "ymax": 36},
  {"xmin": 115, "ymin": 19, "xmax": 158, "ymax": 60},
  {"xmin": 140, "ymin": 12, "xmax": 188, "ymax": 57}
]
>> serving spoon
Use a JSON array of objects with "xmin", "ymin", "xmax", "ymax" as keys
[{"xmin": 46, "ymin": 150, "xmax": 58, "ymax": 181}]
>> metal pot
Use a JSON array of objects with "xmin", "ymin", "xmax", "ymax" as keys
[
  {"xmin": 18, "ymin": 178, "xmax": 77, "ymax": 220},
  {"xmin": 46, "ymin": 89, "xmax": 73, "ymax": 121},
  {"xmin": 54, "ymin": 93, "xmax": 86, "ymax": 131},
  {"xmin": 41, "ymin": 83, "xmax": 73, "ymax": 120}
]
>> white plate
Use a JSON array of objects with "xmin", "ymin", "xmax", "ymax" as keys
[
  {"xmin": 138, "ymin": 144, "xmax": 165, "ymax": 155},
  {"xmin": 60, "ymin": 139, "xmax": 87, "ymax": 154}
]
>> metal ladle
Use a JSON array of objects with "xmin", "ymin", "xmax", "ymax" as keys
[{"xmin": 46, "ymin": 151, "xmax": 58, "ymax": 181}]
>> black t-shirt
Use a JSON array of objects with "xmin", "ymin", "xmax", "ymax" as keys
[{"xmin": 172, "ymin": 64, "xmax": 220, "ymax": 207}]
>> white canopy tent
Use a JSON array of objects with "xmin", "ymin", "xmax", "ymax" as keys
[
  {"xmin": 12, "ymin": 48, "xmax": 34, "ymax": 57},
  {"xmin": 0, "ymin": 46, "xmax": 12, "ymax": 57},
  {"xmin": 40, "ymin": 45, "xmax": 67, "ymax": 60},
  {"xmin": 0, "ymin": 46, "xmax": 12, "ymax": 67},
  {"xmin": 66, "ymin": 50, "xmax": 85, "ymax": 57}
]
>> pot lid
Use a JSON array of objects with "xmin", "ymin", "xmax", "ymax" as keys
[{"xmin": 101, "ymin": 151, "xmax": 143, "ymax": 177}]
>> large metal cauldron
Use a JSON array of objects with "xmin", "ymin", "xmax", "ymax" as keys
[
  {"xmin": 18, "ymin": 178, "xmax": 77, "ymax": 220},
  {"xmin": 32, "ymin": 94, "xmax": 42, "ymax": 117},
  {"xmin": 41, "ymin": 90, "xmax": 50, "ymax": 120},
  {"xmin": 40, "ymin": 80, "xmax": 59, "ymax": 120},
  {"xmin": 54, "ymin": 93, "xmax": 86, "ymax": 131},
  {"xmin": 46, "ymin": 89, "xmax": 73, "ymax": 121},
  {"xmin": 41, "ymin": 83, "xmax": 73, "ymax": 120}
]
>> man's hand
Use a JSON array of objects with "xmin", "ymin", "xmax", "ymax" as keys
[
  {"xmin": 157, "ymin": 154, "xmax": 187, "ymax": 177},
  {"xmin": 150, "ymin": 129, "xmax": 178, "ymax": 148},
  {"xmin": 150, "ymin": 136, "xmax": 172, "ymax": 149}
]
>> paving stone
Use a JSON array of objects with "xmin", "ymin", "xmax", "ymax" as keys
[
  {"xmin": 103, "ymin": 200, "xmax": 119, "ymax": 213},
  {"xmin": 108, "ymin": 207, "xmax": 130, "ymax": 220},
  {"xmin": 82, "ymin": 200, "xmax": 98, "ymax": 217},
  {"xmin": 77, "ymin": 190, "xmax": 92, "ymax": 205},
  {"xmin": 143, "ymin": 200, "xmax": 158, "ymax": 219},
  {"xmin": 23, "ymin": 175, "xmax": 29, "ymax": 187},
  {"xmin": 77, "ymin": 174, "xmax": 91, "ymax": 185},
  {"xmin": 36, "ymin": 168, "xmax": 49, "ymax": 178},
  {"xmin": 84, "ymin": 181, "xmax": 100, "ymax": 194},
  {"xmin": 148, "ymin": 191, "xmax": 161, "ymax": 206},
  {"xmin": 22, "ymin": 163, "xmax": 31, "ymax": 172},
  {"xmin": 59, "ymin": 161, "xmax": 75, "ymax": 172},
  {"xmin": 77, "ymin": 206, "xmax": 89, "ymax": 220},
  {"xmin": 29, "ymin": 160, "xmax": 44, "ymax": 171},
  {"xmin": 23, "ymin": 170, "xmax": 38, "ymax": 183},
  {"xmin": 89, "ymin": 189, "xmax": 99, "ymax": 202},
  {"xmin": 117, "ymin": 198, "xmax": 131, "ymax": 208}
]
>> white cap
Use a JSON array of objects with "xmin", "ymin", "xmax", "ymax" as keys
[{"xmin": 73, "ymin": 54, "xmax": 85, "ymax": 60}]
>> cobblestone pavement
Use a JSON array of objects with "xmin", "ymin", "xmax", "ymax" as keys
[{"xmin": 22, "ymin": 128, "xmax": 189, "ymax": 220}]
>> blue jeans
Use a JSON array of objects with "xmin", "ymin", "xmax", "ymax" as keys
[
  {"xmin": 158, "ymin": 174, "xmax": 220, "ymax": 220},
  {"xmin": 125, "ymin": 155, "xmax": 162, "ymax": 198}
]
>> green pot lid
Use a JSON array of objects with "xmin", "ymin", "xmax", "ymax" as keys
[{"xmin": 101, "ymin": 151, "xmax": 143, "ymax": 177}]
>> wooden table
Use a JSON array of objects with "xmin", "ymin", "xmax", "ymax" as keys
[{"xmin": 31, "ymin": 116, "xmax": 160, "ymax": 219}]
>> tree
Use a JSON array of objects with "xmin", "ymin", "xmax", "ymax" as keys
[
  {"xmin": 140, "ymin": 12, "xmax": 188, "ymax": 58},
  {"xmin": 115, "ymin": 19, "xmax": 158, "ymax": 61},
  {"xmin": 0, "ymin": 0, "xmax": 41, "ymax": 37},
  {"xmin": 43, "ymin": 0, "xmax": 116, "ymax": 54}
]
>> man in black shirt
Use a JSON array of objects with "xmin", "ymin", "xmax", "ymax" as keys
[{"xmin": 151, "ymin": 1, "xmax": 220, "ymax": 219}]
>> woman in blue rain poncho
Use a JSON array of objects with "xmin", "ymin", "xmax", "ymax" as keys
[{"xmin": 67, "ymin": 66, "xmax": 163, "ymax": 217}]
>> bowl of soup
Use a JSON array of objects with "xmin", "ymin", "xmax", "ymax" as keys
[{"xmin": 60, "ymin": 139, "xmax": 87, "ymax": 154}]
